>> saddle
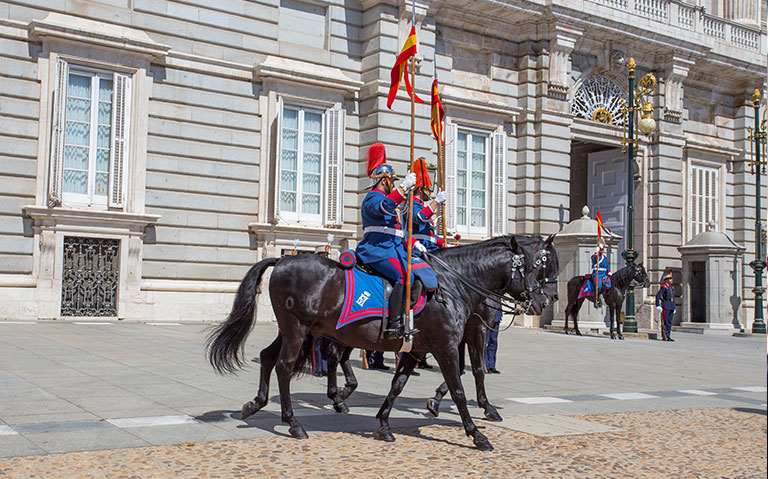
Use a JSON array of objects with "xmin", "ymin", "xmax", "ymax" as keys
[{"xmin": 334, "ymin": 251, "xmax": 428, "ymax": 330}]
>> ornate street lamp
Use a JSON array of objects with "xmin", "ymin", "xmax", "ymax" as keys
[
  {"xmin": 620, "ymin": 58, "xmax": 657, "ymax": 333},
  {"xmin": 746, "ymin": 88, "xmax": 767, "ymax": 334}
]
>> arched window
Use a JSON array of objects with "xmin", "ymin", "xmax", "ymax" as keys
[{"xmin": 571, "ymin": 76, "xmax": 626, "ymax": 126}]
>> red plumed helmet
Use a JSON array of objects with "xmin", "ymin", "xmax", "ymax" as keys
[
  {"xmin": 366, "ymin": 143, "xmax": 387, "ymax": 176},
  {"xmin": 412, "ymin": 157, "xmax": 432, "ymax": 189}
]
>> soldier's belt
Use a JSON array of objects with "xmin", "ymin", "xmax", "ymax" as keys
[
  {"xmin": 363, "ymin": 226, "xmax": 404, "ymax": 238},
  {"xmin": 412, "ymin": 234, "xmax": 436, "ymax": 244}
]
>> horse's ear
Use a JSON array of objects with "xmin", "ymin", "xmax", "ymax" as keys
[
  {"xmin": 545, "ymin": 233, "xmax": 556, "ymax": 246},
  {"xmin": 637, "ymin": 261, "xmax": 643, "ymax": 267},
  {"xmin": 509, "ymin": 235, "xmax": 519, "ymax": 252}
]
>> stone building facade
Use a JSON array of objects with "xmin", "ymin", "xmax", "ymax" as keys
[{"xmin": 0, "ymin": 0, "xmax": 765, "ymax": 328}]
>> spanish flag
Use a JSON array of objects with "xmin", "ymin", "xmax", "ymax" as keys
[
  {"xmin": 430, "ymin": 79, "xmax": 444, "ymax": 143},
  {"xmin": 387, "ymin": 26, "xmax": 424, "ymax": 109},
  {"xmin": 595, "ymin": 210, "xmax": 612, "ymax": 238}
]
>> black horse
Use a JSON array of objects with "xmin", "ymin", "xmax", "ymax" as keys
[
  {"xmin": 207, "ymin": 235, "xmax": 558, "ymax": 451},
  {"xmin": 248, "ymin": 237, "xmax": 549, "ymax": 422},
  {"xmin": 563, "ymin": 262, "xmax": 650, "ymax": 339}
]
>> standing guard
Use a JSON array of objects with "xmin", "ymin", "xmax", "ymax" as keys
[
  {"xmin": 356, "ymin": 143, "xmax": 437, "ymax": 339},
  {"xmin": 655, "ymin": 272, "xmax": 675, "ymax": 341},
  {"xmin": 404, "ymin": 157, "xmax": 446, "ymax": 253}
]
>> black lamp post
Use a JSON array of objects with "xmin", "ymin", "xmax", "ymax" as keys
[
  {"xmin": 747, "ymin": 88, "xmax": 767, "ymax": 334},
  {"xmin": 621, "ymin": 58, "xmax": 657, "ymax": 333}
]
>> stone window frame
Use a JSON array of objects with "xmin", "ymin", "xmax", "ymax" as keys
[
  {"xmin": 685, "ymin": 158, "xmax": 726, "ymax": 242},
  {"xmin": 444, "ymin": 119, "xmax": 507, "ymax": 240}
]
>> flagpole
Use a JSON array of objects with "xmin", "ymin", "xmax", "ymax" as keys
[
  {"xmin": 438, "ymin": 104, "xmax": 446, "ymax": 246},
  {"xmin": 404, "ymin": 2, "xmax": 417, "ymax": 335}
]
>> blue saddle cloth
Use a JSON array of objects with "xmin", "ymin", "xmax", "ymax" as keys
[
  {"xmin": 578, "ymin": 274, "xmax": 612, "ymax": 299},
  {"xmin": 336, "ymin": 267, "xmax": 428, "ymax": 329}
]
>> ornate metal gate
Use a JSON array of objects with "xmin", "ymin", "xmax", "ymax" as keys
[{"xmin": 61, "ymin": 236, "xmax": 120, "ymax": 316}]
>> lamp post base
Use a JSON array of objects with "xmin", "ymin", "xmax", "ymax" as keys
[{"xmin": 752, "ymin": 319, "xmax": 767, "ymax": 335}]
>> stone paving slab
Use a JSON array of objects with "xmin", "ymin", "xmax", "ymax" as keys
[{"xmin": 0, "ymin": 408, "xmax": 763, "ymax": 478}]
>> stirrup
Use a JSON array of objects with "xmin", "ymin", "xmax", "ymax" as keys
[{"xmin": 385, "ymin": 319, "xmax": 404, "ymax": 339}]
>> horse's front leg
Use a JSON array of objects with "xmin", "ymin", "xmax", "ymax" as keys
[
  {"xmin": 564, "ymin": 303, "xmax": 571, "ymax": 335},
  {"xmin": 609, "ymin": 305, "xmax": 616, "ymax": 340},
  {"xmin": 275, "ymin": 322, "xmax": 310, "ymax": 439},
  {"xmin": 432, "ymin": 347, "xmax": 493, "ymax": 451},
  {"xmin": 325, "ymin": 341, "xmax": 350, "ymax": 413},
  {"xmin": 374, "ymin": 352, "xmax": 418, "ymax": 442},
  {"xmin": 242, "ymin": 333, "xmax": 282, "ymax": 419},
  {"xmin": 616, "ymin": 304, "xmax": 624, "ymax": 340},
  {"xmin": 467, "ymin": 326, "xmax": 501, "ymax": 422}
]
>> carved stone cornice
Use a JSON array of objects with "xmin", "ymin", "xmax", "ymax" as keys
[
  {"xmin": 28, "ymin": 13, "xmax": 170, "ymax": 59},
  {"xmin": 548, "ymin": 23, "xmax": 583, "ymax": 100}
]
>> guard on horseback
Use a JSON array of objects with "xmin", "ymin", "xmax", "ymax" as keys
[
  {"xmin": 578, "ymin": 238, "xmax": 612, "ymax": 307},
  {"xmin": 356, "ymin": 143, "xmax": 438, "ymax": 339},
  {"xmin": 404, "ymin": 157, "xmax": 446, "ymax": 253}
]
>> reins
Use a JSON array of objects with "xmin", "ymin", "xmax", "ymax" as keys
[{"xmin": 424, "ymin": 251, "xmax": 533, "ymax": 316}]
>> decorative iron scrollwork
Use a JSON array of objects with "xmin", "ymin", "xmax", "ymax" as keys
[{"xmin": 61, "ymin": 237, "xmax": 120, "ymax": 316}]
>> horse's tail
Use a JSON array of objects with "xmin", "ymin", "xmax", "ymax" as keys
[{"xmin": 207, "ymin": 257, "xmax": 280, "ymax": 374}]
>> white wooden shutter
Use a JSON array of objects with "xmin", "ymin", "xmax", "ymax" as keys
[
  {"xmin": 444, "ymin": 122, "xmax": 458, "ymax": 234},
  {"xmin": 491, "ymin": 128, "xmax": 507, "ymax": 236},
  {"xmin": 109, "ymin": 72, "xmax": 131, "ymax": 209},
  {"xmin": 273, "ymin": 96, "xmax": 284, "ymax": 222},
  {"xmin": 48, "ymin": 58, "xmax": 68, "ymax": 207},
  {"xmin": 323, "ymin": 106, "xmax": 345, "ymax": 226}
]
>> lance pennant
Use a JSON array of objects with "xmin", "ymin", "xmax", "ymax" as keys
[
  {"xmin": 387, "ymin": 26, "xmax": 424, "ymax": 109},
  {"xmin": 430, "ymin": 79, "xmax": 445, "ymax": 143}
]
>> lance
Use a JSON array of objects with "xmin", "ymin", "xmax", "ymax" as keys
[
  {"xmin": 403, "ymin": 0, "xmax": 417, "ymax": 337},
  {"xmin": 434, "ymin": 78, "xmax": 447, "ymax": 246}
]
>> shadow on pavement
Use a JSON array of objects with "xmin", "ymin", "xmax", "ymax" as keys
[{"xmin": 732, "ymin": 407, "xmax": 767, "ymax": 416}]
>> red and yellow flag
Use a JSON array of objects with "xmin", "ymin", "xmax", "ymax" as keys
[
  {"xmin": 595, "ymin": 210, "xmax": 612, "ymax": 238},
  {"xmin": 387, "ymin": 26, "xmax": 424, "ymax": 109},
  {"xmin": 430, "ymin": 79, "xmax": 445, "ymax": 143}
]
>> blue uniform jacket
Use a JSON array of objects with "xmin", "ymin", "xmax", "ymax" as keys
[
  {"xmin": 404, "ymin": 197, "xmax": 440, "ymax": 252},
  {"xmin": 655, "ymin": 284, "xmax": 676, "ymax": 312},
  {"xmin": 356, "ymin": 189, "xmax": 407, "ymax": 264}
]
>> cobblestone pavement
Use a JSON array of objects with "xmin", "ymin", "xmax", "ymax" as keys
[
  {"xmin": 0, "ymin": 407, "xmax": 765, "ymax": 478},
  {"xmin": 0, "ymin": 321, "xmax": 765, "ymax": 477}
]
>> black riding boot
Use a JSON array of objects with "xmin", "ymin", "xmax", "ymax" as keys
[{"xmin": 385, "ymin": 283, "xmax": 405, "ymax": 339}]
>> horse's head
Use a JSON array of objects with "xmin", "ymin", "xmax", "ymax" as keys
[
  {"xmin": 633, "ymin": 261, "xmax": 651, "ymax": 288},
  {"xmin": 512, "ymin": 234, "xmax": 559, "ymax": 315}
]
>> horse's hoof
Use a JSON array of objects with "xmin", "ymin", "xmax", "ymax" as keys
[
  {"xmin": 426, "ymin": 399, "xmax": 440, "ymax": 418},
  {"xmin": 241, "ymin": 401, "xmax": 262, "ymax": 419},
  {"xmin": 575, "ymin": 330, "xmax": 582, "ymax": 336},
  {"xmin": 610, "ymin": 334, "xmax": 616, "ymax": 340},
  {"xmin": 564, "ymin": 329, "xmax": 570, "ymax": 335},
  {"xmin": 333, "ymin": 401, "xmax": 349, "ymax": 414},
  {"xmin": 618, "ymin": 335, "xmax": 625, "ymax": 340},
  {"xmin": 288, "ymin": 425, "xmax": 308, "ymax": 439},
  {"xmin": 339, "ymin": 388, "xmax": 353, "ymax": 401},
  {"xmin": 484, "ymin": 409, "xmax": 503, "ymax": 422},
  {"xmin": 473, "ymin": 435, "xmax": 494, "ymax": 451},
  {"xmin": 374, "ymin": 427, "xmax": 396, "ymax": 442}
]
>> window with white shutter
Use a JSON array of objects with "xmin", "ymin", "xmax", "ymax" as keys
[
  {"xmin": 444, "ymin": 122, "xmax": 458, "ymax": 234},
  {"xmin": 323, "ymin": 106, "xmax": 345, "ymax": 226},
  {"xmin": 689, "ymin": 163, "xmax": 720, "ymax": 237},
  {"xmin": 49, "ymin": 63, "xmax": 131, "ymax": 209},
  {"xmin": 491, "ymin": 128, "xmax": 507, "ymax": 236},
  {"xmin": 276, "ymin": 101, "xmax": 344, "ymax": 225}
]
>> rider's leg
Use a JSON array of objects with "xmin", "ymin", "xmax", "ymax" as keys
[{"xmin": 385, "ymin": 282, "xmax": 405, "ymax": 339}]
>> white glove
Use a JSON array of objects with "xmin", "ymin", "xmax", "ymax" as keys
[
  {"xmin": 435, "ymin": 189, "xmax": 447, "ymax": 204},
  {"xmin": 656, "ymin": 306, "xmax": 662, "ymax": 313},
  {"xmin": 413, "ymin": 241, "xmax": 427, "ymax": 254},
  {"xmin": 400, "ymin": 172, "xmax": 417, "ymax": 192}
]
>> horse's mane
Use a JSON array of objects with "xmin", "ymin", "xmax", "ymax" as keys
[
  {"xmin": 431, "ymin": 236, "xmax": 513, "ymax": 285},
  {"xmin": 611, "ymin": 263, "xmax": 636, "ymax": 290}
]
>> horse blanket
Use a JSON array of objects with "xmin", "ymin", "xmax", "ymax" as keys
[{"xmin": 336, "ymin": 267, "xmax": 428, "ymax": 329}]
